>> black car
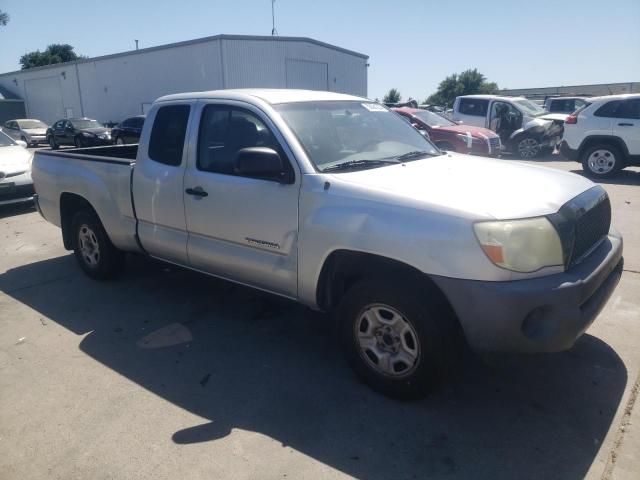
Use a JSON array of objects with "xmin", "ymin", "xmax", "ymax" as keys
[
  {"xmin": 46, "ymin": 118, "xmax": 112, "ymax": 149},
  {"xmin": 111, "ymin": 115, "xmax": 145, "ymax": 145}
]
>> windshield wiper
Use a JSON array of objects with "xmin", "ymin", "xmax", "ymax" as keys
[
  {"xmin": 392, "ymin": 150, "xmax": 438, "ymax": 162},
  {"xmin": 322, "ymin": 159, "xmax": 400, "ymax": 173}
]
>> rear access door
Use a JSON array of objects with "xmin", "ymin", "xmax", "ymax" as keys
[{"xmin": 132, "ymin": 102, "xmax": 195, "ymax": 265}]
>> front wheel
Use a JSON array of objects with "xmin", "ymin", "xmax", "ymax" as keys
[
  {"xmin": 71, "ymin": 210, "xmax": 125, "ymax": 280},
  {"xmin": 581, "ymin": 144, "xmax": 623, "ymax": 178},
  {"xmin": 337, "ymin": 277, "xmax": 461, "ymax": 399},
  {"xmin": 48, "ymin": 136, "xmax": 59, "ymax": 150},
  {"xmin": 515, "ymin": 136, "xmax": 541, "ymax": 159}
]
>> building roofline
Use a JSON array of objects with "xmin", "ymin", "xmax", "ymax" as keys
[
  {"xmin": 0, "ymin": 34, "xmax": 368, "ymax": 78},
  {"xmin": 500, "ymin": 81, "xmax": 639, "ymax": 92}
]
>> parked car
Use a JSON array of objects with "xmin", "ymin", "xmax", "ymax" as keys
[
  {"xmin": 452, "ymin": 95, "xmax": 567, "ymax": 159},
  {"xmin": 32, "ymin": 89, "xmax": 623, "ymax": 399},
  {"xmin": 2, "ymin": 118, "xmax": 48, "ymax": 146},
  {"xmin": 46, "ymin": 118, "xmax": 112, "ymax": 149},
  {"xmin": 393, "ymin": 107, "xmax": 501, "ymax": 156},
  {"xmin": 0, "ymin": 130, "xmax": 34, "ymax": 206},
  {"xmin": 544, "ymin": 97, "xmax": 589, "ymax": 114},
  {"xmin": 111, "ymin": 115, "xmax": 145, "ymax": 144},
  {"xmin": 560, "ymin": 94, "xmax": 640, "ymax": 178}
]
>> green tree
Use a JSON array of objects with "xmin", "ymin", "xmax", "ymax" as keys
[
  {"xmin": 383, "ymin": 88, "xmax": 401, "ymax": 104},
  {"xmin": 20, "ymin": 44, "xmax": 84, "ymax": 69},
  {"xmin": 0, "ymin": 10, "xmax": 9, "ymax": 26},
  {"xmin": 426, "ymin": 69, "xmax": 498, "ymax": 107}
]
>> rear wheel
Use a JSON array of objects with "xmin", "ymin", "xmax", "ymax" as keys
[
  {"xmin": 581, "ymin": 144, "xmax": 623, "ymax": 178},
  {"xmin": 71, "ymin": 210, "xmax": 124, "ymax": 280},
  {"xmin": 48, "ymin": 135, "xmax": 59, "ymax": 150},
  {"xmin": 337, "ymin": 277, "xmax": 461, "ymax": 399}
]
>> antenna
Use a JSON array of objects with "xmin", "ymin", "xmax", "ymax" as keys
[
  {"xmin": 271, "ymin": 0, "xmax": 278, "ymax": 36},
  {"xmin": 134, "ymin": 39, "xmax": 139, "ymax": 50}
]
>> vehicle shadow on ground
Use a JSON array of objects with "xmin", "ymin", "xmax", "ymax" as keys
[
  {"xmin": 0, "ymin": 203, "xmax": 36, "ymax": 219},
  {"xmin": 0, "ymin": 255, "xmax": 627, "ymax": 480}
]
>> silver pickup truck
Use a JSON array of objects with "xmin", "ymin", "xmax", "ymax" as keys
[{"xmin": 32, "ymin": 89, "xmax": 623, "ymax": 398}]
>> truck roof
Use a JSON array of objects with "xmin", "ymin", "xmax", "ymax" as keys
[
  {"xmin": 456, "ymin": 94, "xmax": 526, "ymax": 101},
  {"xmin": 156, "ymin": 89, "xmax": 367, "ymax": 105}
]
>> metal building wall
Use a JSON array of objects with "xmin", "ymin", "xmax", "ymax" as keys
[{"xmin": 0, "ymin": 35, "xmax": 368, "ymax": 125}]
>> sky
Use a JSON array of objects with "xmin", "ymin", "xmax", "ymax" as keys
[{"xmin": 0, "ymin": 0, "xmax": 639, "ymax": 101}]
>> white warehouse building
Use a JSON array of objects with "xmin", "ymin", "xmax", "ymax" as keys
[{"xmin": 0, "ymin": 34, "xmax": 369, "ymax": 125}]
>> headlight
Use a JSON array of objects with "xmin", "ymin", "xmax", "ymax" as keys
[{"xmin": 473, "ymin": 217, "xmax": 563, "ymax": 272}]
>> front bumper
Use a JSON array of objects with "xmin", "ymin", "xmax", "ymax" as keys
[
  {"xmin": 559, "ymin": 140, "xmax": 579, "ymax": 161},
  {"xmin": 431, "ymin": 232, "xmax": 623, "ymax": 353},
  {"xmin": 0, "ymin": 180, "xmax": 35, "ymax": 206},
  {"xmin": 82, "ymin": 136, "xmax": 113, "ymax": 146}
]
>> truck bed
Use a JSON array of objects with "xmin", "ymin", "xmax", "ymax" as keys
[{"xmin": 32, "ymin": 145, "xmax": 142, "ymax": 254}]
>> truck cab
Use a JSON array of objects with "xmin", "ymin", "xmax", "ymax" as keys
[{"xmin": 452, "ymin": 95, "xmax": 566, "ymax": 158}]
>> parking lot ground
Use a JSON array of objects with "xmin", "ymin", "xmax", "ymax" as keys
[{"xmin": 0, "ymin": 155, "xmax": 639, "ymax": 480}]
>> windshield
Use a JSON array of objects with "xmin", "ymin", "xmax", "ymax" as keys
[
  {"xmin": 413, "ymin": 110, "xmax": 456, "ymax": 127},
  {"xmin": 513, "ymin": 99, "xmax": 547, "ymax": 117},
  {"xmin": 0, "ymin": 130, "xmax": 17, "ymax": 147},
  {"xmin": 18, "ymin": 120, "xmax": 47, "ymax": 129},
  {"xmin": 72, "ymin": 119, "xmax": 103, "ymax": 129},
  {"xmin": 275, "ymin": 101, "xmax": 441, "ymax": 172}
]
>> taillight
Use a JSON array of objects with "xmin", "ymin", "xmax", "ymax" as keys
[{"xmin": 565, "ymin": 115, "xmax": 577, "ymax": 124}]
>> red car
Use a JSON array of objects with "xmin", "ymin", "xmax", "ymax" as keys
[{"xmin": 393, "ymin": 107, "xmax": 501, "ymax": 157}]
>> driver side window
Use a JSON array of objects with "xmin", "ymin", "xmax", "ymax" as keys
[{"xmin": 197, "ymin": 105, "xmax": 290, "ymax": 178}]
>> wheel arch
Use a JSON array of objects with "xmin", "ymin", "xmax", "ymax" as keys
[
  {"xmin": 59, "ymin": 193, "xmax": 103, "ymax": 250},
  {"xmin": 315, "ymin": 250, "xmax": 457, "ymax": 320},
  {"xmin": 578, "ymin": 136, "xmax": 630, "ymax": 162}
]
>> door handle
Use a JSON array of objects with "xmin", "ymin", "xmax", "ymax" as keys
[
  {"xmin": 185, "ymin": 187, "xmax": 208, "ymax": 197},
  {"xmin": 618, "ymin": 123, "xmax": 634, "ymax": 126}
]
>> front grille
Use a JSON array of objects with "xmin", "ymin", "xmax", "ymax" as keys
[
  {"xmin": 571, "ymin": 195, "xmax": 611, "ymax": 264},
  {"xmin": 488, "ymin": 137, "xmax": 501, "ymax": 149},
  {"xmin": 548, "ymin": 186, "xmax": 611, "ymax": 268}
]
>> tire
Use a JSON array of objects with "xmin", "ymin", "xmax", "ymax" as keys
[
  {"xmin": 337, "ymin": 277, "xmax": 461, "ymax": 399},
  {"xmin": 581, "ymin": 144, "xmax": 624, "ymax": 178},
  {"xmin": 74, "ymin": 136, "xmax": 83, "ymax": 148},
  {"xmin": 48, "ymin": 135, "xmax": 59, "ymax": 150},
  {"xmin": 71, "ymin": 210, "xmax": 125, "ymax": 280},
  {"xmin": 435, "ymin": 141, "xmax": 455, "ymax": 153},
  {"xmin": 116, "ymin": 137, "xmax": 125, "ymax": 145},
  {"xmin": 515, "ymin": 135, "xmax": 541, "ymax": 159}
]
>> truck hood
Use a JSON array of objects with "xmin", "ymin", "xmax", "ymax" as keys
[
  {"xmin": 432, "ymin": 124, "xmax": 499, "ymax": 138},
  {"xmin": 0, "ymin": 146, "xmax": 32, "ymax": 175},
  {"xmin": 23, "ymin": 128, "xmax": 47, "ymax": 135},
  {"xmin": 538, "ymin": 113, "xmax": 569, "ymax": 122},
  {"xmin": 330, "ymin": 152, "xmax": 594, "ymax": 219}
]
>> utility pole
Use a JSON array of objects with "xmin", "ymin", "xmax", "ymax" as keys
[
  {"xmin": 271, "ymin": 0, "xmax": 278, "ymax": 36},
  {"xmin": 134, "ymin": 39, "xmax": 139, "ymax": 50}
]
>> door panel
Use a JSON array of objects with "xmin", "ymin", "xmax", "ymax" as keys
[
  {"xmin": 184, "ymin": 101, "xmax": 299, "ymax": 297},
  {"xmin": 613, "ymin": 99, "xmax": 640, "ymax": 155},
  {"xmin": 132, "ymin": 103, "xmax": 193, "ymax": 264}
]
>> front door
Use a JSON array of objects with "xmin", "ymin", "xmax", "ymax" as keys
[
  {"xmin": 183, "ymin": 101, "xmax": 300, "ymax": 298},
  {"xmin": 489, "ymin": 101, "xmax": 523, "ymax": 143},
  {"xmin": 132, "ymin": 103, "xmax": 193, "ymax": 264}
]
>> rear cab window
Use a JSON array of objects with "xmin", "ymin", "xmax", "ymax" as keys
[
  {"xmin": 148, "ymin": 105, "xmax": 191, "ymax": 166},
  {"xmin": 458, "ymin": 99, "xmax": 489, "ymax": 117}
]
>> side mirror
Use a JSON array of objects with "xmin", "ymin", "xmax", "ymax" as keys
[
  {"xmin": 16, "ymin": 140, "xmax": 28, "ymax": 148},
  {"xmin": 234, "ymin": 147, "xmax": 290, "ymax": 183},
  {"xmin": 456, "ymin": 120, "xmax": 464, "ymax": 125}
]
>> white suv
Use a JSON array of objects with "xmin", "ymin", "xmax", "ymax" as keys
[{"xmin": 560, "ymin": 94, "xmax": 640, "ymax": 177}]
